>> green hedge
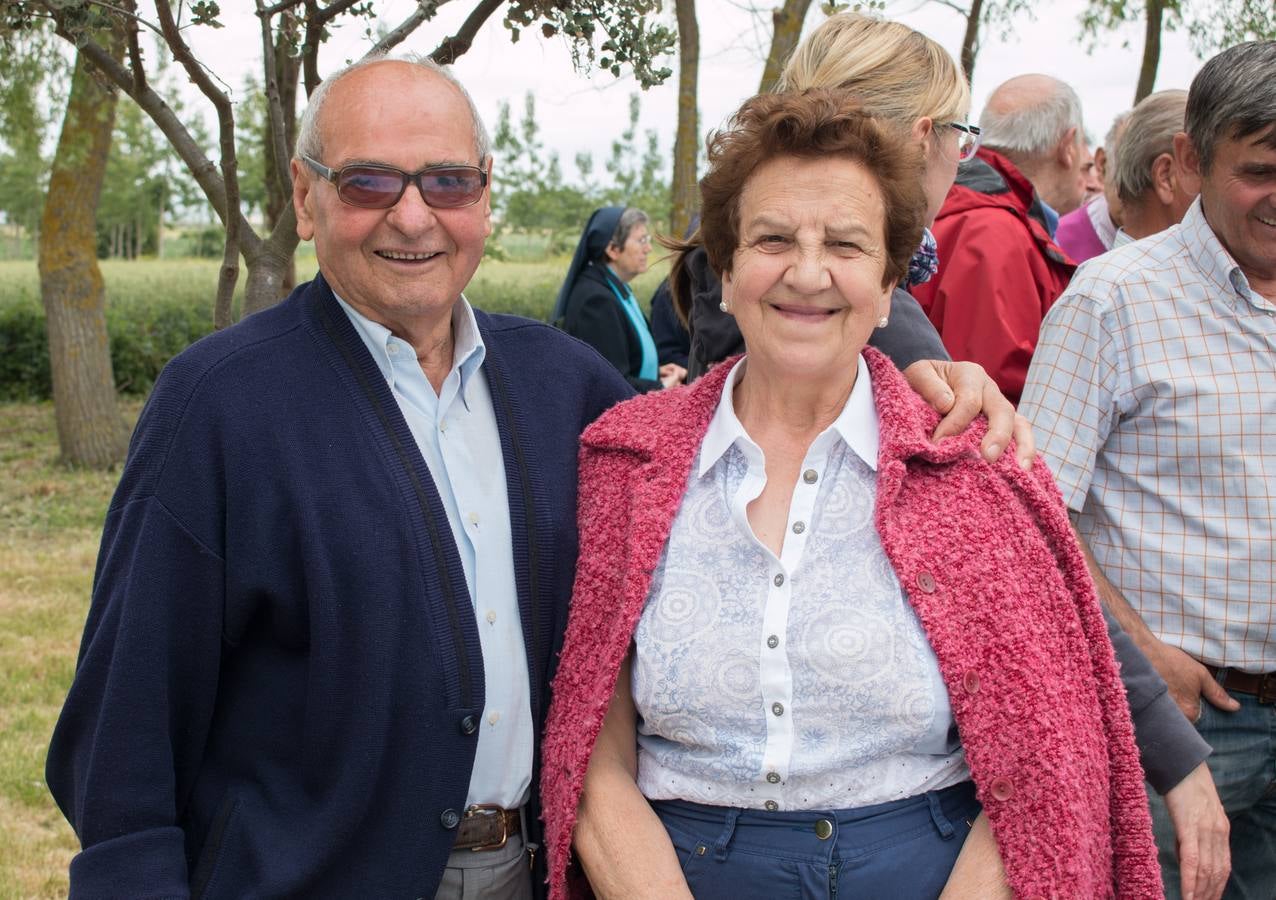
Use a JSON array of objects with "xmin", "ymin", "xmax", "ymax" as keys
[{"xmin": 0, "ymin": 258, "xmax": 668, "ymax": 402}]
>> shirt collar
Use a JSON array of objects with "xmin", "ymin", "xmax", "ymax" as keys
[
  {"xmin": 333, "ymin": 292, "xmax": 487, "ymax": 401},
  {"xmin": 1180, "ymin": 196, "xmax": 1266, "ymax": 309},
  {"xmin": 698, "ymin": 354, "xmax": 879, "ymax": 478}
]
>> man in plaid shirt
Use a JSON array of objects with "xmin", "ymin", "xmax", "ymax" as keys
[{"xmin": 1022, "ymin": 41, "xmax": 1276, "ymax": 900}]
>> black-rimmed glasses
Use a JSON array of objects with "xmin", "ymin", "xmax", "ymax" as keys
[
  {"xmin": 302, "ymin": 155, "xmax": 488, "ymax": 209},
  {"xmin": 945, "ymin": 123, "xmax": 982, "ymax": 162}
]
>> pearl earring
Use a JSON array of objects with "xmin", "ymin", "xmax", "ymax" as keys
[
  {"xmin": 877, "ymin": 315, "xmax": 889, "ymax": 329},
  {"xmin": 719, "ymin": 299, "xmax": 730, "ymax": 313}
]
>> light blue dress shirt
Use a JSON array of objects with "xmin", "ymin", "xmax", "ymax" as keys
[{"xmin": 336, "ymin": 294, "xmax": 532, "ymax": 809}]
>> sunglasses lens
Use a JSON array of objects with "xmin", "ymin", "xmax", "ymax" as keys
[
  {"xmin": 337, "ymin": 168, "xmax": 406, "ymax": 208},
  {"xmin": 420, "ymin": 169, "xmax": 486, "ymax": 209}
]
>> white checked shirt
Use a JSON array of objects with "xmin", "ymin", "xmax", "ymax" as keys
[
  {"xmin": 1021, "ymin": 198, "xmax": 1276, "ymax": 671},
  {"xmin": 632, "ymin": 357, "xmax": 968, "ymax": 810}
]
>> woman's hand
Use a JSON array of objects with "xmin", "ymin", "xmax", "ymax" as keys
[
  {"xmin": 938, "ymin": 812, "xmax": 1012, "ymax": 899},
  {"xmin": 574, "ymin": 653, "xmax": 694, "ymax": 900},
  {"xmin": 902, "ymin": 359, "xmax": 1035, "ymax": 470},
  {"xmin": 660, "ymin": 363, "xmax": 688, "ymax": 389}
]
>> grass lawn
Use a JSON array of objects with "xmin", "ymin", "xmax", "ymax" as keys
[{"xmin": 0, "ymin": 400, "xmax": 144, "ymax": 898}]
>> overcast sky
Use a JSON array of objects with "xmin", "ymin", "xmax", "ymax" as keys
[{"xmin": 179, "ymin": 0, "xmax": 1205, "ymax": 182}]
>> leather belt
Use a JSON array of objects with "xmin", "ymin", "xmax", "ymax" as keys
[
  {"xmin": 453, "ymin": 804, "xmax": 522, "ymax": 851},
  {"xmin": 1202, "ymin": 663, "xmax": 1276, "ymax": 704}
]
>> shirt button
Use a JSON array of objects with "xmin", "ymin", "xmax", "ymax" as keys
[
  {"xmin": 916, "ymin": 571, "xmax": 937, "ymax": 593},
  {"xmin": 387, "ymin": 344, "xmax": 399, "ymax": 355},
  {"xmin": 460, "ymin": 715, "xmax": 478, "ymax": 735},
  {"xmin": 488, "ymin": 711, "xmax": 500, "ymax": 726},
  {"xmin": 439, "ymin": 421, "xmax": 448, "ymax": 433},
  {"xmin": 803, "ymin": 469, "xmax": 818, "ymax": 484},
  {"xmin": 764, "ymin": 800, "xmax": 779, "ymax": 811},
  {"xmin": 765, "ymin": 771, "xmax": 781, "ymax": 784},
  {"xmin": 468, "ymin": 512, "xmax": 480, "ymax": 526},
  {"xmin": 486, "ymin": 610, "xmax": 497, "ymax": 624},
  {"xmin": 773, "ymin": 573, "xmax": 785, "ymax": 587},
  {"xmin": 963, "ymin": 670, "xmax": 981, "ymax": 694},
  {"xmin": 766, "ymin": 635, "xmax": 779, "ymax": 649},
  {"xmin": 440, "ymin": 808, "xmax": 460, "ymax": 829},
  {"xmin": 792, "ymin": 521, "xmax": 806, "ymax": 534},
  {"xmin": 990, "ymin": 778, "xmax": 1014, "ymax": 801},
  {"xmin": 771, "ymin": 702, "xmax": 784, "ymax": 717}
]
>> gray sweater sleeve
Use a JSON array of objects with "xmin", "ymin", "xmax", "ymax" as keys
[
  {"xmin": 868, "ymin": 288, "xmax": 949, "ymax": 369},
  {"xmin": 1105, "ymin": 606, "xmax": 1212, "ymax": 793}
]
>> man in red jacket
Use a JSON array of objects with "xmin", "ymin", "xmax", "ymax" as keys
[{"xmin": 912, "ymin": 74, "xmax": 1087, "ymax": 404}]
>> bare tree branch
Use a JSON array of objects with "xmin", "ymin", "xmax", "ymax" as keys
[
  {"xmin": 257, "ymin": 0, "xmax": 294, "ymax": 194},
  {"xmin": 431, "ymin": 0, "xmax": 504, "ymax": 65},
  {"xmin": 122, "ymin": 0, "xmax": 147, "ymax": 95},
  {"xmin": 154, "ymin": 0, "xmax": 245, "ymax": 313},
  {"xmin": 367, "ymin": 0, "xmax": 448, "ymax": 58},
  {"xmin": 258, "ymin": 0, "xmax": 308, "ymax": 17},
  {"xmin": 311, "ymin": 0, "xmax": 365, "ymax": 26}
]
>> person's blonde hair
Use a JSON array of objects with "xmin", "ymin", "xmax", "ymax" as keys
[{"xmin": 778, "ymin": 13, "xmax": 969, "ymax": 131}]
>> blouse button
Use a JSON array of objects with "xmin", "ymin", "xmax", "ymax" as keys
[
  {"xmin": 803, "ymin": 469, "xmax": 818, "ymax": 484},
  {"xmin": 771, "ymin": 702, "xmax": 785, "ymax": 717},
  {"xmin": 990, "ymin": 778, "xmax": 1014, "ymax": 802},
  {"xmin": 773, "ymin": 573, "xmax": 785, "ymax": 587},
  {"xmin": 766, "ymin": 635, "xmax": 780, "ymax": 649},
  {"xmin": 962, "ymin": 670, "xmax": 981, "ymax": 694},
  {"xmin": 916, "ymin": 571, "xmax": 937, "ymax": 593},
  {"xmin": 792, "ymin": 521, "xmax": 806, "ymax": 534},
  {"xmin": 764, "ymin": 801, "xmax": 779, "ymax": 811},
  {"xmin": 766, "ymin": 772, "xmax": 781, "ymax": 784}
]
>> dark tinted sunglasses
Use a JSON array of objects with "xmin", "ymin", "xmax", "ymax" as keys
[{"xmin": 302, "ymin": 155, "xmax": 488, "ymax": 210}]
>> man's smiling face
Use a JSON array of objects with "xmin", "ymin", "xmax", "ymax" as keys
[
  {"xmin": 292, "ymin": 61, "xmax": 491, "ymax": 335},
  {"xmin": 1199, "ymin": 128, "xmax": 1276, "ymax": 289}
]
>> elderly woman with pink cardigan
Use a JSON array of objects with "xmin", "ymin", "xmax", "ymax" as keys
[{"xmin": 540, "ymin": 90, "xmax": 1159, "ymax": 900}]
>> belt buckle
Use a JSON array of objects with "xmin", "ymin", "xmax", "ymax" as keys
[
  {"xmin": 465, "ymin": 803, "xmax": 510, "ymax": 852},
  {"xmin": 1258, "ymin": 673, "xmax": 1276, "ymax": 705}
]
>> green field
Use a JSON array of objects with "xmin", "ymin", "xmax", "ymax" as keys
[{"xmin": 0, "ymin": 253, "xmax": 670, "ymax": 893}]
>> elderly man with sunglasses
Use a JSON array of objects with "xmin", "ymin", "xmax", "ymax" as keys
[{"xmin": 48, "ymin": 56, "xmax": 1048, "ymax": 900}]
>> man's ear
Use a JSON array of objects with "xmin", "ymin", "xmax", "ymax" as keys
[
  {"xmin": 292, "ymin": 158, "xmax": 315, "ymax": 242},
  {"xmin": 1150, "ymin": 153, "xmax": 1176, "ymax": 205},
  {"xmin": 1172, "ymin": 132, "xmax": 1203, "ymax": 196},
  {"xmin": 1094, "ymin": 146, "xmax": 1108, "ymax": 181},
  {"xmin": 1058, "ymin": 127, "xmax": 1079, "ymax": 169}
]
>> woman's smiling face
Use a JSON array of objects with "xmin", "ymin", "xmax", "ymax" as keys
[{"xmin": 723, "ymin": 154, "xmax": 895, "ymax": 381}]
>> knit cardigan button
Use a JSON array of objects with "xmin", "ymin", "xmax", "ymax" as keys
[
  {"xmin": 990, "ymin": 778, "xmax": 1014, "ymax": 801},
  {"xmin": 440, "ymin": 808, "xmax": 460, "ymax": 829},
  {"xmin": 962, "ymin": 670, "xmax": 981, "ymax": 694},
  {"xmin": 460, "ymin": 715, "xmax": 478, "ymax": 735},
  {"xmin": 916, "ymin": 571, "xmax": 937, "ymax": 593}
]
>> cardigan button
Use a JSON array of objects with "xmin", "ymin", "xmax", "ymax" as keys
[
  {"xmin": 440, "ymin": 808, "xmax": 460, "ymax": 829},
  {"xmin": 916, "ymin": 571, "xmax": 936, "ymax": 593},
  {"xmin": 990, "ymin": 778, "xmax": 1014, "ymax": 802},
  {"xmin": 460, "ymin": 715, "xmax": 478, "ymax": 735},
  {"xmin": 962, "ymin": 670, "xmax": 981, "ymax": 694}
]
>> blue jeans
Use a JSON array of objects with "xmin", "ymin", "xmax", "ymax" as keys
[
  {"xmin": 1149, "ymin": 686, "xmax": 1276, "ymax": 899},
  {"xmin": 651, "ymin": 781, "xmax": 981, "ymax": 899}
]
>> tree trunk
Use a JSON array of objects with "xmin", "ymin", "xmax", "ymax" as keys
[
  {"xmin": 758, "ymin": 0, "xmax": 813, "ymax": 93},
  {"xmin": 38, "ymin": 45, "xmax": 130, "ymax": 469},
  {"xmin": 241, "ymin": 247, "xmax": 293, "ymax": 319},
  {"xmin": 960, "ymin": 0, "xmax": 985, "ymax": 84},
  {"xmin": 671, "ymin": 0, "xmax": 700, "ymax": 238},
  {"xmin": 264, "ymin": 33, "xmax": 299, "ymax": 293},
  {"xmin": 1135, "ymin": 0, "xmax": 1164, "ymax": 103},
  {"xmin": 156, "ymin": 188, "xmax": 166, "ymax": 258}
]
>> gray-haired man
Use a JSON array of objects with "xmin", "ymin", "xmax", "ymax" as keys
[
  {"xmin": 1023, "ymin": 41, "xmax": 1276, "ymax": 900},
  {"xmin": 1110, "ymin": 90, "xmax": 1198, "ymax": 245}
]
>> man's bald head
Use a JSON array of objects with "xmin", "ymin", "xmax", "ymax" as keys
[
  {"xmin": 978, "ymin": 73, "xmax": 1089, "ymax": 214},
  {"xmin": 294, "ymin": 55, "xmax": 490, "ymax": 168}
]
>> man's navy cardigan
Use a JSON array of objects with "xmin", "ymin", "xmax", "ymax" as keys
[{"xmin": 46, "ymin": 277, "xmax": 632, "ymax": 899}]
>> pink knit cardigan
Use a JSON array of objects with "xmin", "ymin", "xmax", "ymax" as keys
[{"xmin": 540, "ymin": 349, "xmax": 1160, "ymax": 900}]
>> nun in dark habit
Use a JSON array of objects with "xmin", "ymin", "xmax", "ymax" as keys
[{"xmin": 552, "ymin": 206, "xmax": 687, "ymax": 393}]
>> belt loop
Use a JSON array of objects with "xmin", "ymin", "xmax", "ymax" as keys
[
  {"xmin": 927, "ymin": 791, "xmax": 956, "ymax": 840},
  {"xmin": 713, "ymin": 808, "xmax": 741, "ymax": 862}
]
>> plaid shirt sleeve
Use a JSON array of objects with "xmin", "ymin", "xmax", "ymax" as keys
[{"xmin": 1020, "ymin": 286, "xmax": 1127, "ymax": 514}]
